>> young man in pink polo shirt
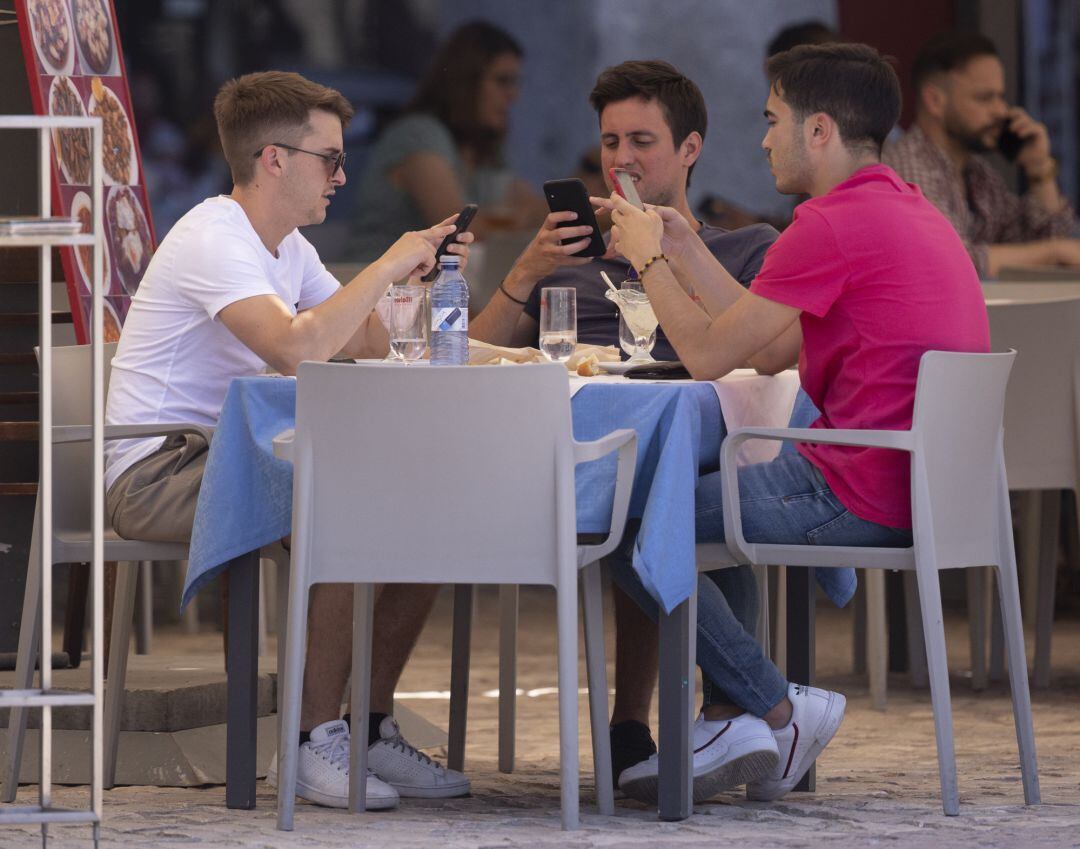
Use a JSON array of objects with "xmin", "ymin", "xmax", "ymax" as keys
[{"xmin": 600, "ymin": 43, "xmax": 989, "ymax": 803}]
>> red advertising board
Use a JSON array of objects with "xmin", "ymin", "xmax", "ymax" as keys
[{"xmin": 14, "ymin": 0, "xmax": 156, "ymax": 343}]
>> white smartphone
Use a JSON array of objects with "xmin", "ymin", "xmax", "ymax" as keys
[{"xmin": 610, "ymin": 167, "xmax": 644, "ymax": 209}]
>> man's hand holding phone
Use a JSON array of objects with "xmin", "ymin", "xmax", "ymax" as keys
[
  {"xmin": 1001, "ymin": 106, "xmax": 1054, "ymax": 179},
  {"xmin": 421, "ymin": 205, "xmax": 478, "ymax": 282},
  {"xmin": 606, "ymin": 193, "xmax": 664, "ymax": 271},
  {"xmin": 505, "ymin": 211, "xmax": 594, "ymax": 296}
]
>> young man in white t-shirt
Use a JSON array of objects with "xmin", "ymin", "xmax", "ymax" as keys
[{"xmin": 105, "ymin": 71, "xmax": 471, "ymax": 810}]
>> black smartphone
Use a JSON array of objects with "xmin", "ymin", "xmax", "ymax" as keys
[
  {"xmin": 624, "ymin": 360, "xmax": 691, "ymax": 380},
  {"xmin": 423, "ymin": 203, "xmax": 478, "ymax": 282},
  {"xmin": 542, "ymin": 178, "xmax": 606, "ymax": 258},
  {"xmin": 998, "ymin": 125, "xmax": 1026, "ymax": 162}
]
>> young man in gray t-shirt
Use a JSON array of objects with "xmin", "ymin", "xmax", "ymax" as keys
[{"xmin": 470, "ymin": 60, "xmax": 779, "ymax": 790}]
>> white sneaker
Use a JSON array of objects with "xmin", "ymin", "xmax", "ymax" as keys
[
  {"xmin": 367, "ymin": 716, "xmax": 470, "ymax": 798},
  {"xmin": 746, "ymin": 683, "xmax": 846, "ymax": 802},
  {"xmin": 269, "ymin": 719, "xmax": 399, "ymax": 810},
  {"xmin": 619, "ymin": 712, "xmax": 780, "ymax": 804}
]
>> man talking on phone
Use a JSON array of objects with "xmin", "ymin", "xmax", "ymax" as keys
[
  {"xmin": 470, "ymin": 59, "xmax": 780, "ymax": 791},
  {"xmin": 883, "ymin": 31, "xmax": 1080, "ymax": 277}
]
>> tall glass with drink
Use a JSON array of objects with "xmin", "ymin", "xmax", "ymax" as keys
[
  {"xmin": 539, "ymin": 287, "xmax": 577, "ymax": 362},
  {"xmin": 389, "ymin": 284, "xmax": 428, "ymax": 363},
  {"xmin": 606, "ymin": 280, "xmax": 658, "ymax": 365}
]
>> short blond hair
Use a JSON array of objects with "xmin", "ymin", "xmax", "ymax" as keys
[{"xmin": 213, "ymin": 71, "xmax": 354, "ymax": 185}]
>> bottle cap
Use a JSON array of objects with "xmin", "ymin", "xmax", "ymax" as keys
[{"xmin": 440, "ymin": 253, "xmax": 461, "ymax": 266}]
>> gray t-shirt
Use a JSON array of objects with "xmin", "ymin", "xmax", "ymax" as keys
[
  {"xmin": 350, "ymin": 113, "xmax": 513, "ymax": 261},
  {"xmin": 524, "ymin": 222, "xmax": 778, "ymax": 361}
]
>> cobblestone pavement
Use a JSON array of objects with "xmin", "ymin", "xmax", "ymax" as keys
[{"xmin": 4, "ymin": 588, "xmax": 1079, "ymax": 848}]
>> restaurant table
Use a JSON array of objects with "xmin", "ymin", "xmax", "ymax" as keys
[{"xmin": 182, "ymin": 366, "xmax": 804, "ymax": 818}]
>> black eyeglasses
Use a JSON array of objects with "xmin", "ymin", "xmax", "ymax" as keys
[{"xmin": 254, "ymin": 142, "xmax": 345, "ymax": 175}]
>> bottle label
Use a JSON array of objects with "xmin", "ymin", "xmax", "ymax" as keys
[{"xmin": 432, "ymin": 306, "xmax": 468, "ymax": 332}]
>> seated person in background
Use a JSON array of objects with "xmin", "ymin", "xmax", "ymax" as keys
[
  {"xmin": 470, "ymin": 59, "xmax": 779, "ymax": 788},
  {"xmin": 471, "ymin": 59, "xmax": 778, "ymax": 362},
  {"xmin": 106, "ymin": 71, "xmax": 471, "ymax": 812},
  {"xmin": 349, "ymin": 20, "xmax": 547, "ymax": 261},
  {"xmin": 765, "ymin": 19, "xmax": 839, "ymax": 64},
  {"xmin": 602, "ymin": 43, "xmax": 989, "ymax": 802},
  {"xmin": 884, "ymin": 31, "xmax": 1080, "ymax": 277}
]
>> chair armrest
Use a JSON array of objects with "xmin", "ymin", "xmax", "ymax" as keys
[
  {"xmin": 574, "ymin": 428, "xmax": 638, "ymax": 568},
  {"xmin": 720, "ymin": 425, "xmax": 913, "ymax": 565},
  {"xmin": 53, "ymin": 423, "xmax": 216, "ymax": 445},
  {"xmin": 722, "ymin": 426, "xmax": 914, "ymax": 454},
  {"xmin": 573, "ymin": 428, "xmax": 636, "ymax": 465},
  {"xmin": 272, "ymin": 428, "xmax": 295, "ymax": 462}
]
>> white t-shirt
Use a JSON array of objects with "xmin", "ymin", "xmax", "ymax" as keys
[{"xmin": 105, "ymin": 195, "xmax": 341, "ymax": 489}]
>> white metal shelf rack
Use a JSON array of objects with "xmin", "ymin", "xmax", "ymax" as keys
[{"xmin": 0, "ymin": 115, "xmax": 105, "ymax": 848}]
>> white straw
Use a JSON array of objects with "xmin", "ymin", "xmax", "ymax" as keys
[{"xmin": 600, "ymin": 271, "xmax": 620, "ymax": 295}]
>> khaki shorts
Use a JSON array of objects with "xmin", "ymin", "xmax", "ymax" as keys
[{"xmin": 106, "ymin": 432, "xmax": 209, "ymax": 543}]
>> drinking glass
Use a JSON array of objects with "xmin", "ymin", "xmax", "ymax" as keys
[
  {"xmin": 539, "ymin": 286, "xmax": 577, "ymax": 362},
  {"xmin": 389, "ymin": 284, "xmax": 428, "ymax": 364},
  {"xmin": 618, "ymin": 279, "xmax": 656, "ymax": 360},
  {"xmin": 375, "ymin": 284, "xmax": 402, "ymax": 362},
  {"xmin": 610, "ymin": 278, "xmax": 658, "ymax": 364}
]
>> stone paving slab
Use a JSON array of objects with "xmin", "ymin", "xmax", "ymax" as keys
[{"xmin": 2, "ymin": 588, "xmax": 1078, "ymax": 848}]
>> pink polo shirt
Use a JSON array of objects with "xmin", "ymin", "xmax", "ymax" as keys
[{"xmin": 750, "ymin": 164, "xmax": 989, "ymax": 528}]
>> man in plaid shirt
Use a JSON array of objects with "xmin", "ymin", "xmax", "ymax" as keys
[{"xmin": 884, "ymin": 31, "xmax": 1080, "ymax": 277}]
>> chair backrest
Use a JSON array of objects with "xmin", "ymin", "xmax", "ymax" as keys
[
  {"xmin": 909, "ymin": 349, "xmax": 1016, "ymax": 569},
  {"xmin": 44, "ymin": 343, "xmax": 118, "ymax": 533},
  {"xmin": 986, "ymin": 297, "xmax": 1080, "ymax": 490},
  {"xmin": 291, "ymin": 361, "xmax": 578, "ymax": 587}
]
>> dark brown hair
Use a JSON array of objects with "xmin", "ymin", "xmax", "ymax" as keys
[
  {"xmin": 589, "ymin": 60, "xmax": 707, "ymax": 186},
  {"xmin": 213, "ymin": 70, "xmax": 353, "ymax": 185},
  {"xmin": 911, "ymin": 31, "xmax": 999, "ymax": 94},
  {"xmin": 767, "ymin": 43, "xmax": 900, "ymax": 155},
  {"xmin": 406, "ymin": 21, "xmax": 523, "ymax": 166}
]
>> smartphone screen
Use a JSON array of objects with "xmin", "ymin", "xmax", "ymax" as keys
[{"xmin": 610, "ymin": 168, "xmax": 644, "ymax": 209}]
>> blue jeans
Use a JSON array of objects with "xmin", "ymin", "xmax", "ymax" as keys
[{"xmin": 611, "ymin": 451, "xmax": 912, "ymax": 717}]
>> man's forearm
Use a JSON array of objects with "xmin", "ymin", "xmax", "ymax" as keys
[
  {"xmin": 641, "ymin": 261, "xmax": 742, "ymax": 379},
  {"xmin": 670, "ymin": 236, "xmax": 748, "ymax": 317},
  {"xmin": 469, "ymin": 264, "xmax": 535, "ymax": 345},
  {"xmin": 987, "ymin": 239, "xmax": 1065, "ymax": 276},
  {"xmin": 278, "ymin": 262, "xmax": 395, "ymax": 368},
  {"xmin": 1028, "ymin": 181, "xmax": 1067, "ymax": 217}
]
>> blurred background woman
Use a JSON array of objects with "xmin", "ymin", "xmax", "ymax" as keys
[{"xmin": 349, "ymin": 20, "xmax": 547, "ymax": 261}]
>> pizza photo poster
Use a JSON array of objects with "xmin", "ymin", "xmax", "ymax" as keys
[{"xmin": 15, "ymin": 0, "xmax": 157, "ymax": 343}]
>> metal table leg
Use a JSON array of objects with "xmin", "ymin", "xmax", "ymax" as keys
[
  {"xmin": 786, "ymin": 566, "xmax": 815, "ymax": 793},
  {"xmin": 226, "ymin": 550, "xmax": 260, "ymax": 810},
  {"xmin": 657, "ymin": 588, "xmax": 696, "ymax": 821}
]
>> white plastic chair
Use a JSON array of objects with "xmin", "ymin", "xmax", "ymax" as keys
[
  {"xmin": 718, "ymin": 350, "xmax": 1038, "ymax": 816},
  {"xmin": 273, "ymin": 362, "xmax": 636, "ymax": 831},
  {"xmin": 981, "ymin": 297, "xmax": 1080, "ymax": 688},
  {"xmin": 1, "ymin": 344, "xmax": 204, "ymax": 797}
]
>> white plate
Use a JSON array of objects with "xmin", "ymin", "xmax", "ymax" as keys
[{"xmin": 598, "ymin": 361, "xmax": 636, "ymax": 375}]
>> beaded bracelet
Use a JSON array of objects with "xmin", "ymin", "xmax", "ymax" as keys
[
  {"xmin": 638, "ymin": 253, "xmax": 669, "ymax": 279},
  {"xmin": 498, "ymin": 282, "xmax": 527, "ymax": 306}
]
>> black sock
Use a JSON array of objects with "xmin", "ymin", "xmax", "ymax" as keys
[
  {"xmin": 368, "ymin": 711, "xmax": 389, "ymax": 746},
  {"xmin": 298, "ymin": 730, "xmax": 311, "ymax": 746}
]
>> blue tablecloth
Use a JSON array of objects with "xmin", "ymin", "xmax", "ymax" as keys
[
  {"xmin": 183, "ymin": 377, "xmax": 721, "ymax": 613},
  {"xmin": 183, "ymin": 375, "xmax": 853, "ymax": 614}
]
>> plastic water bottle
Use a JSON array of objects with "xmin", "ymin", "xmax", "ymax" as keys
[{"xmin": 429, "ymin": 255, "xmax": 469, "ymax": 366}]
